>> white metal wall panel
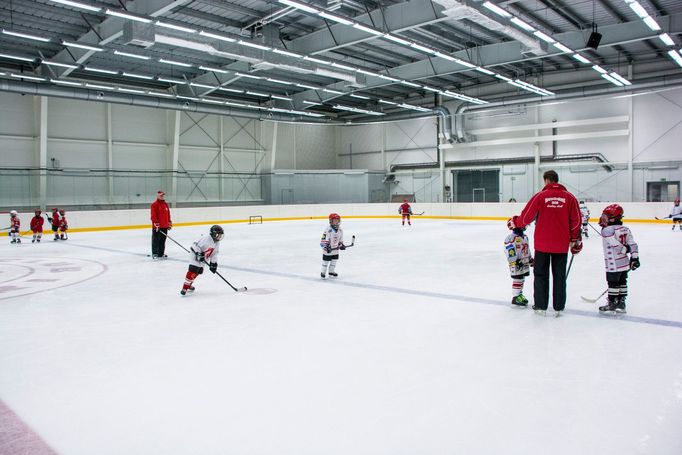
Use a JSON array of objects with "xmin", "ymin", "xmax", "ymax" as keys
[
  {"xmin": 294, "ymin": 124, "xmax": 336, "ymax": 169},
  {"xmin": 0, "ymin": 138, "xmax": 34, "ymax": 167},
  {"xmin": 0, "ymin": 92, "xmax": 34, "ymax": 136},
  {"xmin": 633, "ymin": 91, "xmax": 682, "ymax": 162},
  {"xmin": 113, "ymin": 144, "xmax": 167, "ymax": 170},
  {"xmin": 48, "ymin": 141, "xmax": 107, "ymax": 169},
  {"xmin": 111, "ymin": 104, "xmax": 167, "ymax": 144},
  {"xmin": 179, "ymin": 113, "xmax": 220, "ymax": 148},
  {"xmin": 48, "ymin": 98, "xmax": 106, "ymax": 140}
]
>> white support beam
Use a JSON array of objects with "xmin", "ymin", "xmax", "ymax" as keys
[
  {"xmin": 106, "ymin": 103, "xmax": 113, "ymax": 204},
  {"xmin": 270, "ymin": 122, "xmax": 278, "ymax": 171},
  {"xmin": 170, "ymin": 110, "xmax": 181, "ymax": 208},
  {"xmin": 36, "ymin": 96, "xmax": 48, "ymax": 210},
  {"xmin": 219, "ymin": 116, "xmax": 225, "ymax": 201}
]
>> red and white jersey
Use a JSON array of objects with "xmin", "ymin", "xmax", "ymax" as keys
[
  {"xmin": 399, "ymin": 203, "xmax": 412, "ymax": 215},
  {"xmin": 671, "ymin": 204, "xmax": 682, "ymax": 219},
  {"xmin": 30, "ymin": 216, "xmax": 44, "ymax": 232},
  {"xmin": 504, "ymin": 232, "xmax": 532, "ymax": 276},
  {"xmin": 601, "ymin": 224, "xmax": 638, "ymax": 272},
  {"xmin": 189, "ymin": 235, "xmax": 220, "ymax": 268},
  {"xmin": 50, "ymin": 212, "xmax": 60, "ymax": 227},
  {"xmin": 320, "ymin": 225, "xmax": 344, "ymax": 254},
  {"xmin": 59, "ymin": 216, "xmax": 68, "ymax": 230},
  {"xmin": 579, "ymin": 205, "xmax": 590, "ymax": 224},
  {"xmin": 10, "ymin": 216, "xmax": 20, "ymax": 232}
]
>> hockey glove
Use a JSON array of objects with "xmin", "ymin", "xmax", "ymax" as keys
[
  {"xmin": 209, "ymin": 262, "xmax": 218, "ymax": 274},
  {"xmin": 324, "ymin": 245, "xmax": 332, "ymax": 254},
  {"xmin": 570, "ymin": 239, "xmax": 583, "ymax": 255},
  {"xmin": 193, "ymin": 250, "xmax": 205, "ymax": 262},
  {"xmin": 629, "ymin": 257, "xmax": 640, "ymax": 271},
  {"xmin": 340, "ymin": 244, "xmax": 346, "ymax": 250},
  {"xmin": 47, "ymin": 217, "xmax": 53, "ymax": 224},
  {"xmin": 153, "ymin": 223, "xmax": 160, "ymax": 232},
  {"xmin": 529, "ymin": 257, "xmax": 535, "ymax": 267}
]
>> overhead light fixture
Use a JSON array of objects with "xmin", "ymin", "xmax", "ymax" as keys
[
  {"xmin": 273, "ymin": 48, "xmax": 302, "ymax": 58},
  {"xmin": 302, "ymin": 100, "xmax": 321, "ymax": 105},
  {"xmin": 235, "ymin": 72, "xmax": 262, "ymax": 80},
  {"xmin": 158, "ymin": 58, "xmax": 192, "ymax": 67},
  {"xmin": 148, "ymin": 91, "xmax": 174, "ymax": 97},
  {"xmin": 318, "ymin": 12, "xmax": 353, "ymax": 25},
  {"xmin": 158, "ymin": 77, "xmax": 186, "ymax": 84},
  {"xmin": 278, "ymin": 0, "xmax": 320, "ymax": 14},
  {"xmin": 296, "ymin": 83, "xmax": 318, "ymax": 90},
  {"xmin": 511, "ymin": 79, "xmax": 554, "ymax": 96},
  {"xmin": 352, "ymin": 23, "xmax": 383, "ymax": 36},
  {"xmin": 200, "ymin": 98, "xmax": 225, "ymax": 104},
  {"xmin": 246, "ymin": 91, "xmax": 268, "ymax": 97},
  {"xmin": 118, "ymin": 87, "xmax": 145, "ymax": 94},
  {"xmin": 271, "ymin": 95, "xmax": 292, "ymax": 101},
  {"xmin": 331, "ymin": 62, "xmax": 354, "ymax": 71},
  {"xmin": 474, "ymin": 67, "xmax": 495, "ymax": 75},
  {"xmin": 303, "ymin": 55, "xmax": 329, "ymax": 65},
  {"xmin": 123, "ymin": 72, "xmax": 153, "ymax": 80},
  {"xmin": 553, "ymin": 42, "xmax": 573, "ymax": 53},
  {"xmin": 510, "ymin": 17, "xmax": 535, "ymax": 32},
  {"xmin": 52, "ymin": 79, "xmax": 83, "ymax": 86},
  {"xmin": 434, "ymin": 52, "xmax": 457, "ymax": 62},
  {"xmin": 628, "ymin": 1, "xmax": 648, "ymax": 18},
  {"xmin": 114, "ymin": 50, "xmax": 150, "ymax": 60},
  {"xmin": 238, "ymin": 40, "xmax": 271, "ymax": 51},
  {"xmin": 189, "ymin": 82, "xmax": 214, "ymax": 89},
  {"xmin": 105, "ymin": 9, "xmax": 152, "ymax": 23},
  {"xmin": 218, "ymin": 87, "xmax": 244, "ymax": 93},
  {"xmin": 199, "ymin": 65, "xmax": 228, "ymax": 73},
  {"xmin": 49, "ymin": 0, "xmax": 102, "ymax": 12},
  {"xmin": 0, "ymin": 53, "xmax": 35, "ymax": 62},
  {"xmin": 84, "ymin": 66, "xmax": 118, "ymax": 74},
  {"xmin": 267, "ymin": 78, "xmax": 291, "ymax": 85},
  {"xmin": 2, "ymin": 29, "xmax": 51, "ymax": 42},
  {"xmin": 383, "ymin": 34, "xmax": 411, "ymax": 46},
  {"xmin": 379, "ymin": 99, "xmax": 397, "ymax": 105},
  {"xmin": 85, "ymin": 83, "xmax": 114, "ymax": 90},
  {"xmin": 378, "ymin": 74, "xmax": 400, "ymax": 82},
  {"xmin": 482, "ymin": 1, "xmax": 511, "ymax": 18},
  {"xmin": 533, "ymin": 30, "xmax": 555, "ymax": 43},
  {"xmin": 454, "ymin": 58, "xmax": 476, "ymax": 68},
  {"xmin": 400, "ymin": 81, "xmax": 421, "ymax": 88},
  {"xmin": 601, "ymin": 73, "xmax": 624, "ymax": 86},
  {"xmin": 356, "ymin": 69, "xmax": 379, "ymax": 77},
  {"xmin": 155, "ymin": 21, "xmax": 197, "ymax": 33},
  {"xmin": 350, "ymin": 93, "xmax": 370, "ymax": 99},
  {"xmin": 42, "ymin": 61, "xmax": 78, "ymax": 69},
  {"xmin": 10, "ymin": 73, "xmax": 46, "ymax": 82},
  {"xmin": 643, "ymin": 16, "xmax": 661, "ymax": 31},
  {"xmin": 609, "ymin": 72, "xmax": 632, "ymax": 85},
  {"xmin": 572, "ymin": 53, "xmax": 591, "ymax": 64},
  {"xmin": 592, "ymin": 65, "xmax": 608, "ymax": 74},
  {"xmin": 668, "ymin": 49, "xmax": 682, "ymax": 67},
  {"xmin": 62, "ymin": 40, "xmax": 104, "ymax": 52},
  {"xmin": 323, "ymin": 88, "xmax": 344, "ymax": 94},
  {"xmin": 409, "ymin": 42, "xmax": 434, "ymax": 53},
  {"xmin": 495, "ymin": 74, "xmax": 512, "ymax": 82},
  {"xmin": 659, "ymin": 34, "xmax": 674, "ymax": 46},
  {"xmin": 176, "ymin": 95, "xmax": 199, "ymax": 101},
  {"xmin": 198, "ymin": 30, "xmax": 236, "ymax": 42}
]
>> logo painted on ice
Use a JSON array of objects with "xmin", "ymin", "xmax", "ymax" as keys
[{"xmin": 0, "ymin": 257, "xmax": 106, "ymax": 301}]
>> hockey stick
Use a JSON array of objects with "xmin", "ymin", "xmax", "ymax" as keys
[
  {"xmin": 414, "ymin": 212, "xmax": 425, "ymax": 216},
  {"xmin": 343, "ymin": 235, "xmax": 356, "ymax": 248},
  {"xmin": 161, "ymin": 231, "xmax": 247, "ymax": 292},
  {"xmin": 581, "ymin": 289, "xmax": 608, "ymax": 303},
  {"xmin": 566, "ymin": 254, "xmax": 575, "ymax": 278}
]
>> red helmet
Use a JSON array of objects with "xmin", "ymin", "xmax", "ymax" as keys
[
  {"xmin": 35, "ymin": 209, "xmax": 41, "ymax": 215},
  {"xmin": 52, "ymin": 207, "xmax": 58, "ymax": 212},
  {"xmin": 599, "ymin": 204, "xmax": 624, "ymax": 227},
  {"xmin": 675, "ymin": 198, "xmax": 680, "ymax": 205},
  {"xmin": 403, "ymin": 199, "xmax": 408, "ymax": 203},
  {"xmin": 329, "ymin": 213, "xmax": 341, "ymax": 227},
  {"xmin": 59, "ymin": 209, "xmax": 65, "ymax": 215}
]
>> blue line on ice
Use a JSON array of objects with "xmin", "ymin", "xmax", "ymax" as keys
[{"xmin": 66, "ymin": 241, "xmax": 682, "ymax": 330}]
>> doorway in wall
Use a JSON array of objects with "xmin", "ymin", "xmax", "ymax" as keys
[
  {"xmin": 646, "ymin": 181, "xmax": 679, "ymax": 202},
  {"xmin": 453, "ymin": 169, "xmax": 500, "ymax": 202}
]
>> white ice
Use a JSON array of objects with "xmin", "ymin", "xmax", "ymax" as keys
[{"xmin": 1, "ymin": 219, "xmax": 681, "ymax": 455}]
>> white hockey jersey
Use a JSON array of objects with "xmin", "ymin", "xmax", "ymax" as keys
[
  {"xmin": 189, "ymin": 235, "xmax": 220, "ymax": 268},
  {"xmin": 671, "ymin": 204, "xmax": 682, "ymax": 220},
  {"xmin": 601, "ymin": 224, "xmax": 638, "ymax": 272},
  {"xmin": 579, "ymin": 205, "xmax": 590, "ymax": 224},
  {"xmin": 320, "ymin": 225, "xmax": 344, "ymax": 256},
  {"xmin": 504, "ymin": 232, "xmax": 532, "ymax": 277}
]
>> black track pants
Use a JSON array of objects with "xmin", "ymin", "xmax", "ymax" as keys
[{"xmin": 533, "ymin": 251, "xmax": 568, "ymax": 311}]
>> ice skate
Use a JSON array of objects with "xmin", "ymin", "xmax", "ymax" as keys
[
  {"xmin": 615, "ymin": 297, "xmax": 627, "ymax": 313},
  {"xmin": 532, "ymin": 305, "xmax": 546, "ymax": 316},
  {"xmin": 17, "ymin": 238, "xmax": 21, "ymax": 244},
  {"xmin": 554, "ymin": 310, "xmax": 563, "ymax": 318},
  {"xmin": 10, "ymin": 239, "xmax": 16, "ymax": 244},
  {"xmin": 511, "ymin": 294, "xmax": 528, "ymax": 307},
  {"xmin": 320, "ymin": 272, "xmax": 326, "ymax": 279},
  {"xmin": 32, "ymin": 238, "xmax": 36, "ymax": 243},
  {"xmin": 328, "ymin": 272, "xmax": 338, "ymax": 277},
  {"xmin": 599, "ymin": 298, "xmax": 618, "ymax": 314}
]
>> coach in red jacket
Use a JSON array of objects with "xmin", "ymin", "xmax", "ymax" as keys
[
  {"xmin": 510, "ymin": 170, "xmax": 582, "ymax": 313},
  {"xmin": 150, "ymin": 190, "xmax": 172, "ymax": 259}
]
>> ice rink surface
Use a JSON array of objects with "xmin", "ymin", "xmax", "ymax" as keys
[{"xmin": 1, "ymin": 218, "xmax": 681, "ymax": 455}]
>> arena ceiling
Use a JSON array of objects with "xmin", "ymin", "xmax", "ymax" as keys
[{"xmin": 0, "ymin": 0, "xmax": 681, "ymax": 121}]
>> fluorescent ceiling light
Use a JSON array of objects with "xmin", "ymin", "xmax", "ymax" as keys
[
  {"xmin": 271, "ymin": 95, "xmax": 292, "ymax": 101},
  {"xmin": 278, "ymin": 0, "xmax": 319, "ymax": 14},
  {"xmin": 434, "ymin": 52, "xmax": 457, "ymax": 62},
  {"xmin": 454, "ymin": 58, "xmax": 476, "ymax": 68},
  {"xmin": 148, "ymin": 91, "xmax": 174, "ymax": 97},
  {"xmin": 114, "ymin": 50, "xmax": 150, "ymax": 60},
  {"xmin": 52, "ymin": 79, "xmax": 82, "ymax": 86},
  {"xmin": 238, "ymin": 40, "xmax": 271, "ymax": 51},
  {"xmin": 510, "ymin": 17, "xmax": 535, "ymax": 32},
  {"xmin": 628, "ymin": 1, "xmax": 648, "ymax": 19},
  {"xmin": 42, "ymin": 60, "xmax": 78, "ymax": 69},
  {"xmin": 85, "ymin": 83, "xmax": 114, "ymax": 90},
  {"xmin": 199, "ymin": 30, "xmax": 236, "ymax": 42},
  {"xmin": 235, "ymin": 72, "xmax": 262, "ymax": 80},
  {"xmin": 218, "ymin": 87, "xmax": 243, "ymax": 93},
  {"xmin": 189, "ymin": 82, "xmax": 214, "ymax": 89},
  {"xmin": 2, "ymin": 29, "xmax": 51, "ymax": 42},
  {"xmin": 668, "ymin": 50, "xmax": 682, "ymax": 67},
  {"xmin": 495, "ymin": 74, "xmax": 512, "ymax": 82},
  {"xmin": 10, "ymin": 73, "xmax": 46, "ymax": 82},
  {"xmin": 246, "ymin": 91, "xmax": 268, "ymax": 97},
  {"xmin": 105, "ymin": 9, "xmax": 152, "ymax": 23},
  {"xmin": 225, "ymin": 101, "xmax": 248, "ymax": 108},
  {"xmin": 592, "ymin": 65, "xmax": 608, "ymax": 74},
  {"xmin": 659, "ymin": 34, "xmax": 674, "ymax": 46},
  {"xmin": 572, "ymin": 53, "xmax": 591, "ymax": 64},
  {"xmin": 356, "ymin": 69, "xmax": 378, "ymax": 77},
  {"xmin": 352, "ymin": 23, "xmax": 383, "ymax": 36},
  {"xmin": 302, "ymin": 100, "xmax": 321, "ymax": 105},
  {"xmin": 553, "ymin": 42, "xmax": 572, "ymax": 53},
  {"xmin": 601, "ymin": 73, "xmax": 624, "ymax": 86},
  {"xmin": 331, "ymin": 62, "xmax": 355, "ymax": 71},
  {"xmin": 123, "ymin": 72, "xmax": 153, "ymax": 80},
  {"xmin": 62, "ymin": 41, "xmax": 103, "ymax": 51},
  {"xmin": 155, "ymin": 21, "xmax": 197, "ymax": 33},
  {"xmin": 318, "ymin": 12, "xmax": 353, "ymax": 25},
  {"xmin": 401, "ymin": 81, "xmax": 421, "ymax": 88},
  {"xmin": 378, "ymin": 74, "xmax": 400, "ymax": 82},
  {"xmin": 409, "ymin": 42, "xmax": 434, "ymax": 53},
  {"xmin": 200, "ymin": 98, "xmax": 224, "ymax": 104},
  {"xmin": 482, "ymin": 1, "xmax": 511, "ymax": 18},
  {"xmin": 323, "ymin": 88, "xmax": 344, "ymax": 94},
  {"xmin": 118, "ymin": 87, "xmax": 145, "ymax": 94},
  {"xmin": 176, "ymin": 95, "xmax": 199, "ymax": 101},
  {"xmin": 383, "ymin": 34, "xmax": 410, "ymax": 46},
  {"xmin": 49, "ymin": 0, "xmax": 101, "ymax": 12},
  {"xmin": 533, "ymin": 30, "xmax": 555, "ymax": 43},
  {"xmin": 199, "ymin": 66, "xmax": 228, "ymax": 73},
  {"xmin": 350, "ymin": 94, "xmax": 370, "ymax": 99},
  {"xmin": 158, "ymin": 58, "xmax": 192, "ymax": 67},
  {"xmin": 643, "ymin": 16, "xmax": 661, "ymax": 31},
  {"xmin": 423, "ymin": 86, "xmax": 441, "ymax": 92},
  {"xmin": 273, "ymin": 48, "xmax": 302, "ymax": 58},
  {"xmin": 379, "ymin": 99, "xmax": 397, "ymax": 105},
  {"xmin": 267, "ymin": 78, "xmax": 291, "ymax": 85},
  {"xmin": 84, "ymin": 66, "xmax": 118, "ymax": 74},
  {"xmin": 158, "ymin": 77, "xmax": 186, "ymax": 84},
  {"xmin": 303, "ymin": 56, "xmax": 329, "ymax": 65},
  {"xmin": 609, "ymin": 72, "xmax": 632, "ymax": 86},
  {"xmin": 296, "ymin": 83, "xmax": 318, "ymax": 90},
  {"xmin": 474, "ymin": 67, "xmax": 495, "ymax": 75},
  {"xmin": 0, "ymin": 53, "xmax": 34, "ymax": 62}
]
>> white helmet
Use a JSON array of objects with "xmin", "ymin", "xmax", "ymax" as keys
[{"xmin": 10, "ymin": 210, "xmax": 17, "ymax": 217}]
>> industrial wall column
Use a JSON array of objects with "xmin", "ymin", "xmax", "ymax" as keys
[
  {"xmin": 219, "ymin": 116, "xmax": 225, "ymax": 201},
  {"xmin": 106, "ymin": 103, "xmax": 113, "ymax": 205},
  {"xmin": 533, "ymin": 108, "xmax": 540, "ymax": 191},
  {"xmin": 36, "ymin": 96, "xmax": 48, "ymax": 211},
  {"xmin": 628, "ymin": 96, "xmax": 634, "ymax": 201},
  {"xmin": 170, "ymin": 110, "xmax": 181, "ymax": 208}
]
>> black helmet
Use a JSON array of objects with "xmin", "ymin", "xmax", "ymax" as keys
[{"xmin": 210, "ymin": 225, "xmax": 224, "ymax": 241}]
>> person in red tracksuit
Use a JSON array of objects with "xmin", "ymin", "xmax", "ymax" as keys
[
  {"xmin": 30, "ymin": 209, "xmax": 44, "ymax": 243},
  {"xmin": 399, "ymin": 199, "xmax": 412, "ymax": 226},
  {"xmin": 509, "ymin": 170, "xmax": 582, "ymax": 316},
  {"xmin": 150, "ymin": 190, "xmax": 172, "ymax": 259}
]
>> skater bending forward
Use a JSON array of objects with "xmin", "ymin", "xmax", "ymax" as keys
[
  {"xmin": 320, "ymin": 213, "xmax": 347, "ymax": 278},
  {"xmin": 181, "ymin": 225, "xmax": 224, "ymax": 296},
  {"xmin": 598, "ymin": 204, "xmax": 639, "ymax": 313}
]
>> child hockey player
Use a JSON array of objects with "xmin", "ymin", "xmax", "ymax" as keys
[
  {"xmin": 58, "ymin": 209, "xmax": 68, "ymax": 240},
  {"xmin": 9, "ymin": 211, "xmax": 21, "ymax": 244},
  {"xmin": 579, "ymin": 201, "xmax": 590, "ymax": 238},
  {"xmin": 30, "ymin": 209, "xmax": 44, "ymax": 243},
  {"xmin": 598, "ymin": 204, "xmax": 640, "ymax": 314},
  {"xmin": 399, "ymin": 199, "xmax": 412, "ymax": 226},
  {"xmin": 669, "ymin": 198, "xmax": 682, "ymax": 230},
  {"xmin": 48, "ymin": 208, "xmax": 60, "ymax": 241},
  {"xmin": 180, "ymin": 225, "xmax": 224, "ymax": 296},
  {"xmin": 320, "ymin": 213, "xmax": 347, "ymax": 278},
  {"xmin": 504, "ymin": 224, "xmax": 534, "ymax": 307}
]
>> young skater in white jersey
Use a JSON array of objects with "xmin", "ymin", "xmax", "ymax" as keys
[
  {"xmin": 598, "ymin": 204, "xmax": 640, "ymax": 313},
  {"xmin": 504, "ymin": 224, "xmax": 534, "ymax": 307},
  {"xmin": 320, "ymin": 213, "xmax": 347, "ymax": 278},
  {"xmin": 579, "ymin": 201, "xmax": 590, "ymax": 238},
  {"xmin": 180, "ymin": 225, "xmax": 224, "ymax": 295},
  {"xmin": 9, "ymin": 210, "xmax": 21, "ymax": 244},
  {"xmin": 669, "ymin": 198, "xmax": 682, "ymax": 230}
]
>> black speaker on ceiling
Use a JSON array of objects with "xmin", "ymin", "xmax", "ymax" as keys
[{"xmin": 586, "ymin": 31, "xmax": 602, "ymax": 50}]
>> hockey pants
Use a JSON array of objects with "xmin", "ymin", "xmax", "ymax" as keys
[{"xmin": 321, "ymin": 253, "xmax": 339, "ymax": 275}]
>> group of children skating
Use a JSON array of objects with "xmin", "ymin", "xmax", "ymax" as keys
[
  {"xmin": 504, "ymin": 203, "xmax": 640, "ymax": 314},
  {"xmin": 7, "ymin": 208, "xmax": 68, "ymax": 244}
]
